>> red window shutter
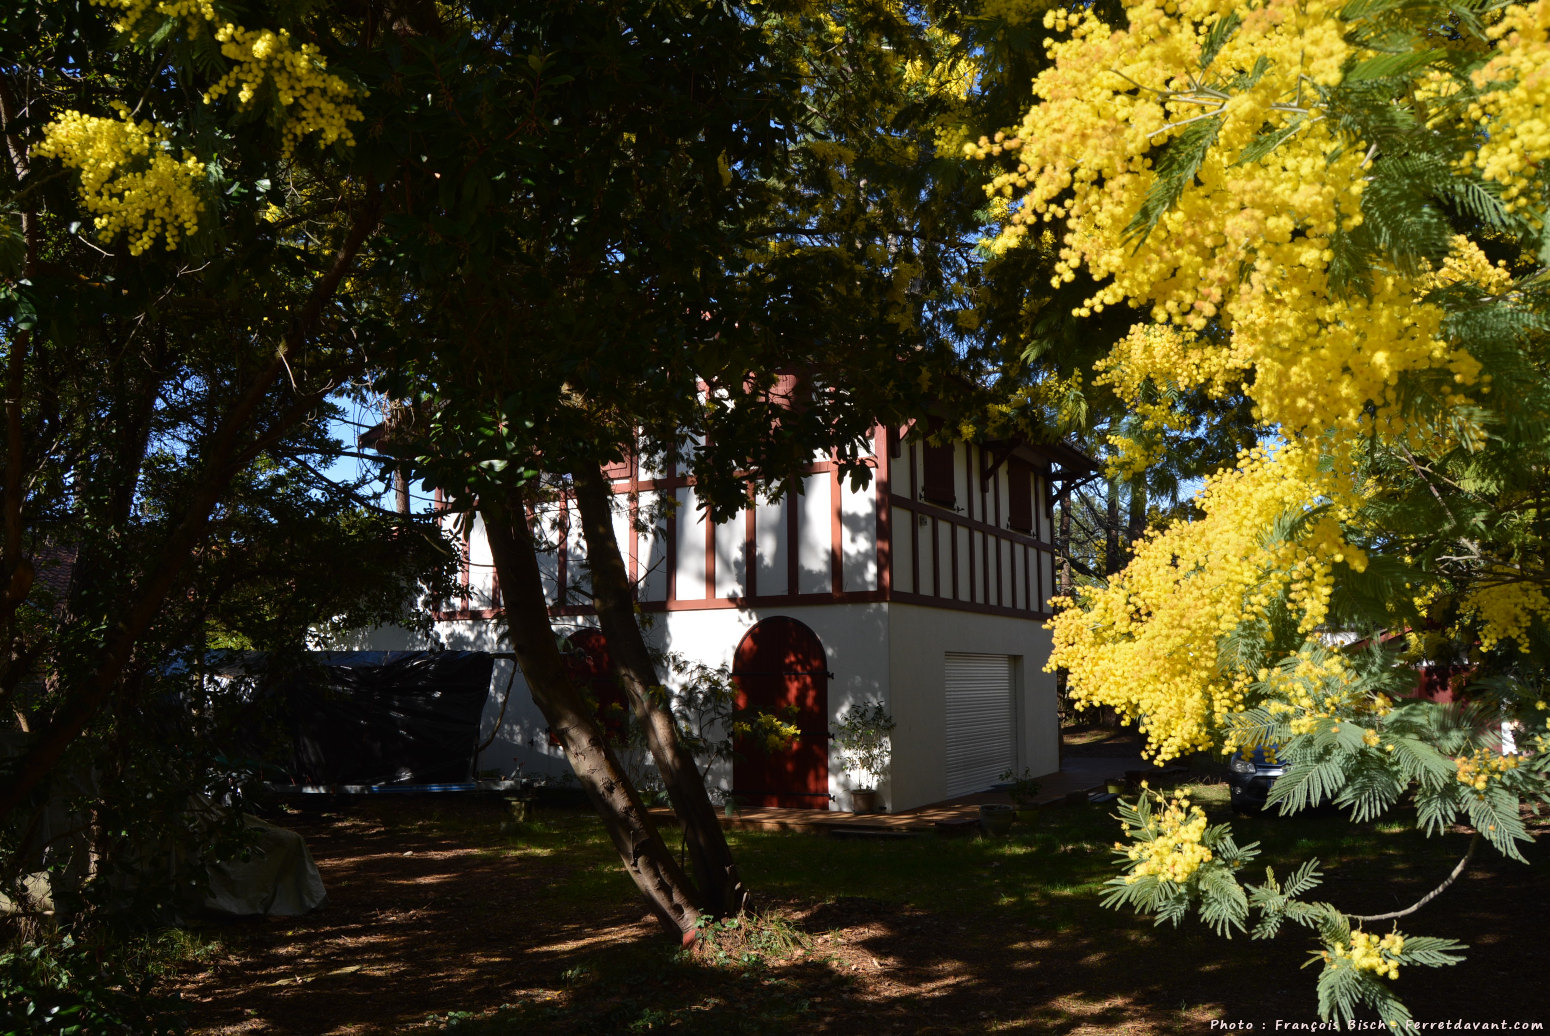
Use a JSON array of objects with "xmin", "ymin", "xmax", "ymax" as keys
[
  {"xmin": 922, "ymin": 444, "xmax": 956, "ymax": 507},
  {"xmin": 1007, "ymin": 458, "xmax": 1033, "ymax": 533}
]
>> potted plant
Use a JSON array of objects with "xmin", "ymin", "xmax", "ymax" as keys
[
  {"xmin": 1000, "ymin": 767, "xmax": 1043, "ymax": 821},
  {"xmin": 832, "ymin": 700, "xmax": 896, "ymax": 813}
]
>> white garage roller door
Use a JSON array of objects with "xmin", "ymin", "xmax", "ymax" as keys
[{"xmin": 944, "ymin": 653, "xmax": 1015, "ymax": 797}]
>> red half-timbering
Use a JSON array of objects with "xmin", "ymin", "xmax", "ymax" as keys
[
  {"xmin": 731, "ymin": 617, "xmax": 831, "ymax": 808},
  {"xmin": 430, "ymin": 422, "xmax": 1092, "ymax": 623}
]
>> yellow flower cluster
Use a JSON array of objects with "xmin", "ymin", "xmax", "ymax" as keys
[
  {"xmin": 731, "ymin": 713, "xmax": 802, "ymax": 754},
  {"xmin": 1007, "ymin": 0, "xmax": 1550, "ymax": 759},
  {"xmin": 1048, "ymin": 443, "xmax": 1366, "ymax": 760},
  {"xmin": 1098, "ymin": 323, "xmax": 1239, "ymax": 401},
  {"xmin": 1459, "ymin": 577, "xmax": 1550, "ymax": 653},
  {"xmin": 902, "ymin": 28, "xmax": 977, "ymax": 100},
  {"xmin": 1454, "ymin": 748, "xmax": 1520, "ymax": 792},
  {"xmin": 204, "ymin": 24, "xmax": 363, "ymax": 155},
  {"xmin": 91, "ymin": 0, "xmax": 215, "ymax": 33},
  {"xmin": 1096, "ymin": 323, "xmax": 1231, "ymax": 478},
  {"xmin": 1329, "ymin": 930, "xmax": 1405, "ymax": 980},
  {"xmin": 976, "ymin": 0, "xmax": 1487, "ymax": 437},
  {"xmin": 1122, "ymin": 792, "xmax": 1213, "ymax": 883},
  {"xmin": 1466, "ymin": 1, "xmax": 1550, "ymax": 215},
  {"xmin": 93, "ymin": 0, "xmax": 363, "ymax": 156},
  {"xmin": 34, "ymin": 108, "xmax": 205, "ymax": 254},
  {"xmin": 1252, "ymin": 648, "xmax": 1363, "ymax": 740},
  {"xmin": 1423, "ymin": 235, "xmax": 1516, "ymax": 295}
]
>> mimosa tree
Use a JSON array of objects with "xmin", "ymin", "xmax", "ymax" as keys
[{"xmin": 975, "ymin": 0, "xmax": 1550, "ymax": 1028}]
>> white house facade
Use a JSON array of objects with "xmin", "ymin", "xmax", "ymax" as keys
[{"xmin": 344, "ymin": 423, "xmax": 1091, "ymax": 812}]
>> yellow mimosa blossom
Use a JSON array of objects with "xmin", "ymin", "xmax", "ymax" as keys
[
  {"xmin": 1123, "ymin": 793, "xmax": 1213, "ymax": 883},
  {"xmin": 1454, "ymin": 748, "xmax": 1519, "ymax": 792},
  {"xmin": 205, "ymin": 24, "xmax": 363, "ymax": 155},
  {"xmin": 976, "ymin": 0, "xmax": 1485, "ymax": 438},
  {"xmin": 1459, "ymin": 578, "xmax": 1550, "ymax": 653},
  {"xmin": 35, "ymin": 109, "xmax": 205, "ymax": 254},
  {"xmin": 1466, "ymin": 1, "xmax": 1550, "ymax": 215},
  {"xmin": 93, "ymin": 0, "xmax": 364, "ymax": 156},
  {"xmin": 1007, "ymin": 0, "xmax": 1549, "ymax": 759},
  {"xmin": 1329, "ymin": 930, "xmax": 1405, "ymax": 980},
  {"xmin": 1048, "ymin": 442, "xmax": 1365, "ymax": 760}
]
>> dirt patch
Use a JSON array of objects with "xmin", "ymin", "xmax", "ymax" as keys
[
  {"xmin": 169, "ymin": 793, "xmax": 1550, "ymax": 1035},
  {"xmin": 167, "ymin": 800, "xmax": 647, "ymax": 1034}
]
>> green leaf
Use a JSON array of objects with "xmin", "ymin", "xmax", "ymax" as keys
[
  {"xmin": 1198, "ymin": 11, "xmax": 1242, "ymax": 70},
  {"xmin": 0, "ymin": 217, "xmax": 24, "ymax": 277},
  {"xmin": 1124, "ymin": 116, "xmax": 1224, "ymax": 246},
  {"xmin": 1346, "ymin": 49, "xmax": 1444, "ymax": 82},
  {"xmin": 1235, "ymin": 115, "xmax": 1314, "ymax": 167}
]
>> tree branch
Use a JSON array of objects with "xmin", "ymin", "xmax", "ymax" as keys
[
  {"xmin": 0, "ymin": 190, "xmax": 384, "ymax": 822},
  {"xmin": 1347, "ymin": 833, "xmax": 1478, "ymax": 923}
]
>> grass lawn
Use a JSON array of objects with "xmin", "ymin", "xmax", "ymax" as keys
[{"xmin": 173, "ymin": 784, "xmax": 1549, "ymax": 1035}]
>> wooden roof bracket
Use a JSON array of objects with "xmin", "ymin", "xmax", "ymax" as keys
[{"xmin": 978, "ymin": 438, "xmax": 1021, "ymax": 490}]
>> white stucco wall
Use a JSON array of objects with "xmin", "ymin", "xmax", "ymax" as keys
[
  {"xmin": 330, "ymin": 600, "xmax": 1057, "ymax": 811},
  {"xmin": 323, "ymin": 602, "xmax": 896, "ymax": 804},
  {"xmin": 885, "ymin": 604, "xmax": 1059, "ymax": 811},
  {"xmin": 651, "ymin": 602, "xmax": 891, "ymax": 811}
]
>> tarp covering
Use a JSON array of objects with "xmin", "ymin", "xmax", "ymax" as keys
[
  {"xmin": 277, "ymin": 651, "xmax": 494, "ymax": 786},
  {"xmin": 202, "ymin": 814, "xmax": 327, "ymax": 917}
]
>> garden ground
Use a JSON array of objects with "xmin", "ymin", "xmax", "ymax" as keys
[{"xmin": 171, "ymin": 732, "xmax": 1550, "ymax": 1034}]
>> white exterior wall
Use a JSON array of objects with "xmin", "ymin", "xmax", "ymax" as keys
[
  {"xmin": 673, "ymin": 487, "xmax": 707, "ymax": 600},
  {"xmin": 465, "ymin": 513, "xmax": 498, "ymax": 609},
  {"xmin": 648, "ymin": 602, "xmax": 891, "ymax": 811},
  {"xmin": 753, "ymin": 491, "xmax": 787, "ymax": 596},
  {"xmin": 636, "ymin": 491, "xmax": 668, "ymax": 601},
  {"xmin": 796, "ymin": 474, "xmax": 830, "ymax": 594},
  {"xmin": 839, "ymin": 479, "xmax": 877, "ymax": 594},
  {"xmin": 885, "ymin": 603, "xmax": 1060, "ymax": 811},
  {"xmin": 324, "ymin": 603, "xmax": 902, "ymax": 805},
  {"xmin": 714, "ymin": 510, "xmax": 746, "ymax": 598}
]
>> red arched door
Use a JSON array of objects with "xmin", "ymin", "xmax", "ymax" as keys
[
  {"xmin": 732, "ymin": 617, "xmax": 830, "ymax": 809},
  {"xmin": 559, "ymin": 628, "xmax": 629, "ymax": 741}
]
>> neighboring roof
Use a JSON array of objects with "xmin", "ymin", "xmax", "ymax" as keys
[{"xmin": 357, "ymin": 422, "xmax": 387, "ymax": 451}]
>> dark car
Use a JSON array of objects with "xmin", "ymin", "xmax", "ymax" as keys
[{"xmin": 1227, "ymin": 744, "xmax": 1285, "ymax": 813}]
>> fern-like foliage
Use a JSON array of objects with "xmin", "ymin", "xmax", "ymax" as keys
[{"xmin": 1122, "ymin": 116, "xmax": 1223, "ymax": 246}]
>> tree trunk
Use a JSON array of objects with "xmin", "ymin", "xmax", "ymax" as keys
[
  {"xmin": 1127, "ymin": 481, "xmax": 1147, "ymax": 547},
  {"xmin": 1104, "ymin": 478, "xmax": 1122, "ymax": 576},
  {"xmin": 1057, "ymin": 493, "xmax": 1073, "ymax": 598},
  {"xmin": 479, "ymin": 489, "xmax": 703, "ymax": 943},
  {"xmin": 571, "ymin": 466, "xmax": 750, "ymax": 917},
  {"xmin": 394, "ymin": 468, "xmax": 410, "ymax": 516}
]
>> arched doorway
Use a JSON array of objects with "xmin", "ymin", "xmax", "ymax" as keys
[{"xmin": 732, "ymin": 617, "xmax": 830, "ymax": 809}]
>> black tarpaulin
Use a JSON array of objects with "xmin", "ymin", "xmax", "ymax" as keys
[{"xmin": 279, "ymin": 652, "xmax": 494, "ymax": 785}]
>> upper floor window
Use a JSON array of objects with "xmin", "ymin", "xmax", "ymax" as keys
[
  {"xmin": 1007, "ymin": 458, "xmax": 1033, "ymax": 533},
  {"xmin": 921, "ymin": 443, "xmax": 956, "ymax": 508}
]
